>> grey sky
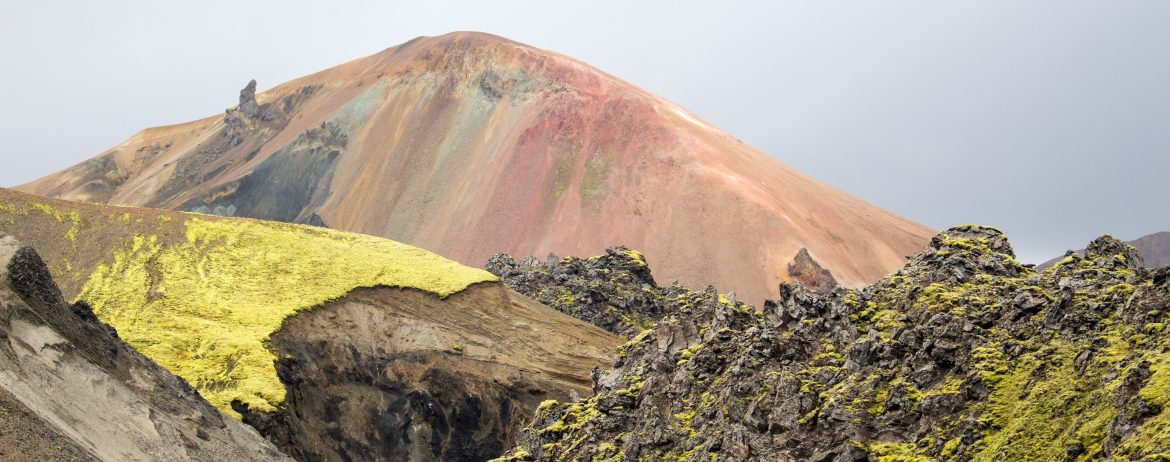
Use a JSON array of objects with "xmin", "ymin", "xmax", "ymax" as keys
[{"xmin": 2, "ymin": 1, "xmax": 1168, "ymax": 264}]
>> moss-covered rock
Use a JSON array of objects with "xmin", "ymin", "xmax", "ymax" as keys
[{"xmin": 497, "ymin": 226, "xmax": 1170, "ymax": 461}]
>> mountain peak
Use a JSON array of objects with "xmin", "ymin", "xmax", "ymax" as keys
[{"xmin": 18, "ymin": 33, "xmax": 932, "ymax": 303}]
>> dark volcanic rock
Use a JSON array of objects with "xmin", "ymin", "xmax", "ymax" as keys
[
  {"xmin": 787, "ymin": 247, "xmax": 838, "ymax": 292},
  {"xmin": 494, "ymin": 226, "xmax": 1170, "ymax": 461},
  {"xmin": 488, "ymin": 246, "xmax": 720, "ymax": 337},
  {"xmin": 1039, "ymin": 230, "xmax": 1170, "ymax": 270},
  {"xmin": 240, "ymin": 79, "xmax": 259, "ymax": 117}
]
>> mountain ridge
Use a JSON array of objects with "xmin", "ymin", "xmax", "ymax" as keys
[{"xmin": 19, "ymin": 31, "xmax": 933, "ymax": 304}]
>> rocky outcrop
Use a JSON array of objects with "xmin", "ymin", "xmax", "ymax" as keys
[
  {"xmin": 488, "ymin": 246, "xmax": 695, "ymax": 337},
  {"xmin": 0, "ymin": 235, "xmax": 290, "ymax": 461},
  {"xmin": 1041, "ymin": 230, "xmax": 1170, "ymax": 269},
  {"xmin": 787, "ymin": 247, "xmax": 838, "ymax": 292},
  {"xmin": 240, "ymin": 79, "xmax": 260, "ymax": 117},
  {"xmin": 496, "ymin": 225, "xmax": 1170, "ymax": 461}
]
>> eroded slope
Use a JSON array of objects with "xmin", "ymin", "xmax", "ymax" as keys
[
  {"xmin": 19, "ymin": 31, "xmax": 932, "ymax": 304},
  {"xmin": 0, "ymin": 235, "xmax": 290, "ymax": 461},
  {"xmin": 244, "ymin": 283, "xmax": 619, "ymax": 461}
]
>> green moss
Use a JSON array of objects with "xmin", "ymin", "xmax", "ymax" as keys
[
  {"xmin": 971, "ymin": 340, "xmax": 1122, "ymax": 462},
  {"xmin": 623, "ymin": 249, "xmax": 647, "ymax": 267},
  {"xmin": 676, "ymin": 344, "xmax": 703, "ymax": 366},
  {"xmin": 672, "ymin": 409, "xmax": 698, "ymax": 438},
  {"xmin": 489, "ymin": 447, "xmax": 533, "ymax": 462},
  {"xmin": 591, "ymin": 442, "xmax": 622, "ymax": 462},
  {"xmin": 77, "ymin": 217, "xmax": 496, "ymax": 416},
  {"xmin": 865, "ymin": 441, "xmax": 937, "ymax": 462},
  {"xmin": 940, "ymin": 437, "xmax": 962, "ymax": 461},
  {"xmin": 540, "ymin": 396, "xmax": 603, "ymax": 436}
]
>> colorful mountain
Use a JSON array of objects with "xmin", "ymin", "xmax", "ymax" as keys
[{"xmin": 17, "ymin": 31, "xmax": 932, "ymax": 304}]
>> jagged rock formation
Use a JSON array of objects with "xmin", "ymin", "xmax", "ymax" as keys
[
  {"xmin": 787, "ymin": 247, "xmax": 838, "ymax": 292},
  {"xmin": 488, "ymin": 246, "xmax": 700, "ymax": 337},
  {"xmin": 0, "ymin": 235, "xmax": 290, "ymax": 461},
  {"xmin": 0, "ymin": 188, "xmax": 619, "ymax": 461},
  {"xmin": 18, "ymin": 31, "xmax": 933, "ymax": 304},
  {"xmin": 1040, "ymin": 230, "xmax": 1170, "ymax": 270},
  {"xmin": 496, "ymin": 225, "xmax": 1170, "ymax": 461}
]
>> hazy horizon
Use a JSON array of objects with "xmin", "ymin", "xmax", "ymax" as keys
[{"xmin": 2, "ymin": 1, "xmax": 1168, "ymax": 264}]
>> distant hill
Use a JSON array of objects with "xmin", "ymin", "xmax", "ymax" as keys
[
  {"xmin": 1038, "ymin": 231, "xmax": 1170, "ymax": 269},
  {"xmin": 17, "ymin": 31, "xmax": 932, "ymax": 304}
]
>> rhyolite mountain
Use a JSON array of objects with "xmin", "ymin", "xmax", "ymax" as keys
[
  {"xmin": 1040, "ymin": 231, "xmax": 1170, "ymax": 270},
  {"xmin": 17, "ymin": 31, "xmax": 932, "ymax": 304},
  {"xmin": 0, "ymin": 188, "xmax": 619, "ymax": 461},
  {"xmin": 493, "ymin": 226, "xmax": 1170, "ymax": 461},
  {"xmin": 0, "ymin": 235, "xmax": 291, "ymax": 461}
]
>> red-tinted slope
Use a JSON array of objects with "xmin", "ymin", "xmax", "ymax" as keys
[{"xmin": 19, "ymin": 32, "xmax": 932, "ymax": 303}]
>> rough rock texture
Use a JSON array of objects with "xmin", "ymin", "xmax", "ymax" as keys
[
  {"xmin": 487, "ymin": 246, "xmax": 701, "ymax": 337},
  {"xmin": 1041, "ymin": 230, "xmax": 1170, "ymax": 270},
  {"xmin": 787, "ymin": 247, "xmax": 838, "ymax": 292},
  {"xmin": 0, "ymin": 235, "xmax": 290, "ymax": 461},
  {"xmin": 19, "ymin": 31, "xmax": 932, "ymax": 304},
  {"xmin": 240, "ymin": 79, "xmax": 260, "ymax": 117},
  {"xmin": 237, "ymin": 284, "xmax": 620, "ymax": 462},
  {"xmin": 496, "ymin": 225, "xmax": 1170, "ymax": 461}
]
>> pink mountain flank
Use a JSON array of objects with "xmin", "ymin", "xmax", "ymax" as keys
[{"xmin": 19, "ymin": 32, "xmax": 933, "ymax": 303}]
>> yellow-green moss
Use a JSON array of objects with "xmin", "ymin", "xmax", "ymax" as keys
[
  {"xmin": 865, "ymin": 441, "xmax": 937, "ymax": 462},
  {"xmin": 971, "ymin": 340, "xmax": 1122, "ymax": 461},
  {"xmin": 489, "ymin": 447, "xmax": 532, "ymax": 462},
  {"xmin": 77, "ymin": 217, "xmax": 496, "ymax": 416}
]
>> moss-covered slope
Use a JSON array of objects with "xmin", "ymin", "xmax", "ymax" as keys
[
  {"xmin": 0, "ymin": 188, "xmax": 497, "ymax": 415},
  {"xmin": 495, "ymin": 225, "xmax": 1170, "ymax": 462}
]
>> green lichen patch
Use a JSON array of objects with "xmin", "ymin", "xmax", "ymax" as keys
[{"xmin": 77, "ymin": 217, "xmax": 496, "ymax": 415}]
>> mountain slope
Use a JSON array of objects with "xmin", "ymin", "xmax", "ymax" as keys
[
  {"xmin": 18, "ymin": 31, "xmax": 932, "ymax": 304},
  {"xmin": 0, "ymin": 235, "xmax": 290, "ymax": 461},
  {"xmin": 0, "ymin": 188, "xmax": 620, "ymax": 460}
]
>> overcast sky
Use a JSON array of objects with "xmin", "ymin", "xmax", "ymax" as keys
[{"xmin": 2, "ymin": 1, "xmax": 1168, "ymax": 264}]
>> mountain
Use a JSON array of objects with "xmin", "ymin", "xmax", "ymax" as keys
[
  {"xmin": 0, "ymin": 188, "xmax": 620, "ymax": 461},
  {"xmin": 1039, "ymin": 231, "xmax": 1170, "ymax": 270},
  {"xmin": 0, "ymin": 235, "xmax": 290, "ymax": 461},
  {"xmin": 494, "ymin": 226, "xmax": 1170, "ymax": 461},
  {"xmin": 16, "ymin": 31, "xmax": 933, "ymax": 304}
]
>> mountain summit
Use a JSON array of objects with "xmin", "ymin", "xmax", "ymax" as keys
[{"xmin": 19, "ymin": 31, "xmax": 931, "ymax": 302}]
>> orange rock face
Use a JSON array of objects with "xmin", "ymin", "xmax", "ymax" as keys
[{"xmin": 19, "ymin": 32, "xmax": 932, "ymax": 304}]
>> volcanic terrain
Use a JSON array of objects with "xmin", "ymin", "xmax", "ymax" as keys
[
  {"xmin": 0, "ymin": 188, "xmax": 619, "ymax": 461},
  {"xmin": 1041, "ymin": 231, "xmax": 1170, "ymax": 270},
  {"xmin": 19, "ymin": 31, "xmax": 932, "ymax": 304}
]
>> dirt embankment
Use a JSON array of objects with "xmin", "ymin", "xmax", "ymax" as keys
[{"xmin": 238, "ymin": 283, "xmax": 619, "ymax": 461}]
